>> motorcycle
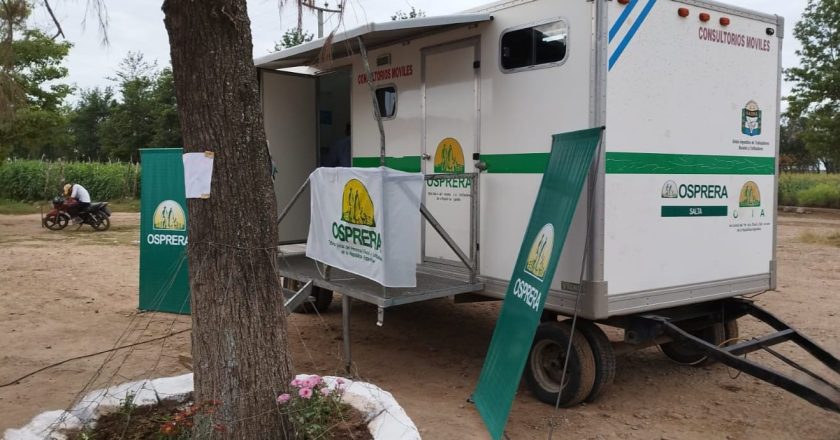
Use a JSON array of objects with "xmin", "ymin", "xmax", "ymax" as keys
[{"xmin": 42, "ymin": 196, "xmax": 112, "ymax": 231}]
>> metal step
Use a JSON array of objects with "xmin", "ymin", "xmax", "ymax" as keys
[{"xmin": 649, "ymin": 298, "xmax": 840, "ymax": 413}]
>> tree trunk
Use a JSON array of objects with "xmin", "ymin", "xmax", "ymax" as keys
[{"xmin": 162, "ymin": 1, "xmax": 294, "ymax": 438}]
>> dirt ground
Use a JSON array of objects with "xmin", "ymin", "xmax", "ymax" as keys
[{"xmin": 1, "ymin": 211, "xmax": 839, "ymax": 439}]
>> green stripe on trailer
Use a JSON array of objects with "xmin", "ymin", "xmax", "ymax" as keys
[
  {"xmin": 353, "ymin": 152, "xmax": 775, "ymax": 175},
  {"xmin": 606, "ymin": 152, "xmax": 775, "ymax": 175},
  {"xmin": 352, "ymin": 156, "xmax": 421, "ymax": 172}
]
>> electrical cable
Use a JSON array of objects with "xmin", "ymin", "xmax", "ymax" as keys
[{"xmin": 0, "ymin": 328, "xmax": 191, "ymax": 388}]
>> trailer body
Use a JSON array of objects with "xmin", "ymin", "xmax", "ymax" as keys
[{"xmin": 256, "ymin": 0, "xmax": 783, "ymax": 320}]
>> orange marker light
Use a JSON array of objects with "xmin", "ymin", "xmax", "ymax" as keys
[
  {"xmin": 720, "ymin": 17, "xmax": 731, "ymax": 26},
  {"xmin": 699, "ymin": 12, "xmax": 711, "ymax": 22},
  {"xmin": 678, "ymin": 7, "xmax": 690, "ymax": 18}
]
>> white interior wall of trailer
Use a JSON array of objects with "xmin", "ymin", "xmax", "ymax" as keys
[
  {"xmin": 261, "ymin": 71, "xmax": 316, "ymax": 242},
  {"xmin": 604, "ymin": 1, "xmax": 780, "ymax": 299}
]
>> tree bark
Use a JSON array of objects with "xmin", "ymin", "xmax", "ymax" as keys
[{"xmin": 162, "ymin": 1, "xmax": 294, "ymax": 438}]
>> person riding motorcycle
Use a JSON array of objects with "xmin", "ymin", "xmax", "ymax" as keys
[{"xmin": 63, "ymin": 183, "xmax": 91, "ymax": 224}]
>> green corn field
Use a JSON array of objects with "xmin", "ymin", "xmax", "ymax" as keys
[{"xmin": 0, "ymin": 159, "xmax": 140, "ymax": 202}]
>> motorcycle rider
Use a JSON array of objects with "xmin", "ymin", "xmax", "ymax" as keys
[{"xmin": 63, "ymin": 183, "xmax": 91, "ymax": 224}]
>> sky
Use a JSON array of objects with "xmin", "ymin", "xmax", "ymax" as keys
[{"xmin": 28, "ymin": 0, "xmax": 805, "ymax": 99}]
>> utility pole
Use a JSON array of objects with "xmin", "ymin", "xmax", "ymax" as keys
[{"xmin": 302, "ymin": 0, "xmax": 343, "ymax": 38}]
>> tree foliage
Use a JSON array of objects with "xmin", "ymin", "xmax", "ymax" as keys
[
  {"xmin": 786, "ymin": 0, "xmax": 840, "ymax": 172},
  {"xmin": 391, "ymin": 6, "xmax": 425, "ymax": 21},
  {"xmin": 77, "ymin": 52, "xmax": 181, "ymax": 161},
  {"xmin": 0, "ymin": 26, "xmax": 73, "ymax": 160},
  {"xmin": 274, "ymin": 26, "xmax": 313, "ymax": 51}
]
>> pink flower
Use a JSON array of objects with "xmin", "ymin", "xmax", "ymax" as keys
[
  {"xmin": 290, "ymin": 378, "xmax": 303, "ymax": 388},
  {"xmin": 305, "ymin": 375, "xmax": 322, "ymax": 388},
  {"xmin": 276, "ymin": 393, "xmax": 291, "ymax": 404},
  {"xmin": 298, "ymin": 387, "xmax": 313, "ymax": 399},
  {"xmin": 320, "ymin": 387, "xmax": 331, "ymax": 396}
]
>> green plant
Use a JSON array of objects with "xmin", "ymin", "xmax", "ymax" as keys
[
  {"xmin": 118, "ymin": 392, "xmax": 138, "ymax": 417},
  {"xmin": 278, "ymin": 375, "xmax": 350, "ymax": 439},
  {"xmin": 779, "ymin": 173, "xmax": 840, "ymax": 208},
  {"xmin": 797, "ymin": 183, "xmax": 840, "ymax": 209}
]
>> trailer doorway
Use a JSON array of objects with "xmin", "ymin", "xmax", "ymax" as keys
[
  {"xmin": 422, "ymin": 39, "xmax": 480, "ymax": 267},
  {"xmin": 317, "ymin": 68, "xmax": 352, "ymax": 168}
]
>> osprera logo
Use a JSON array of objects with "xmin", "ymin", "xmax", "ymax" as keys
[
  {"xmin": 434, "ymin": 137, "xmax": 465, "ymax": 173},
  {"xmin": 661, "ymin": 181, "xmax": 729, "ymax": 199},
  {"xmin": 512, "ymin": 223, "xmax": 554, "ymax": 312},
  {"xmin": 153, "ymin": 200, "xmax": 186, "ymax": 231},
  {"xmin": 341, "ymin": 179, "xmax": 375, "ymax": 227},
  {"xmin": 742, "ymin": 100, "xmax": 762, "ymax": 137},
  {"xmin": 333, "ymin": 178, "xmax": 381, "ymax": 251},
  {"xmin": 147, "ymin": 200, "xmax": 187, "ymax": 246},
  {"xmin": 524, "ymin": 223, "xmax": 555, "ymax": 282}
]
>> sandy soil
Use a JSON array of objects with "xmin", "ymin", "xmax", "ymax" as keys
[{"xmin": 1, "ymin": 211, "xmax": 839, "ymax": 439}]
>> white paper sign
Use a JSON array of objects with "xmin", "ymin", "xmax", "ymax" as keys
[
  {"xmin": 182, "ymin": 152, "xmax": 214, "ymax": 199},
  {"xmin": 306, "ymin": 167, "xmax": 423, "ymax": 288}
]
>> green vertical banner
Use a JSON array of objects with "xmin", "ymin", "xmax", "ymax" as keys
[
  {"xmin": 139, "ymin": 148, "xmax": 191, "ymax": 314},
  {"xmin": 473, "ymin": 128, "xmax": 602, "ymax": 439}
]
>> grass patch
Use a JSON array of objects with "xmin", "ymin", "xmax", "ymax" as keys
[
  {"xmin": 800, "ymin": 230, "xmax": 840, "ymax": 247},
  {"xmin": 109, "ymin": 198, "xmax": 140, "ymax": 212},
  {"xmin": 0, "ymin": 198, "xmax": 41, "ymax": 214},
  {"xmin": 0, "ymin": 198, "xmax": 139, "ymax": 215}
]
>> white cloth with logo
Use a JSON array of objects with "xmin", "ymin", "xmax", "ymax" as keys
[{"xmin": 306, "ymin": 167, "xmax": 423, "ymax": 288}]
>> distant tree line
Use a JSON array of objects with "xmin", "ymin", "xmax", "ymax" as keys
[
  {"xmin": 781, "ymin": 0, "xmax": 840, "ymax": 173},
  {"xmin": 0, "ymin": 2, "xmax": 180, "ymax": 163}
]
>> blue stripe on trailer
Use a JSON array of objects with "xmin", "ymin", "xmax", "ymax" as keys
[
  {"xmin": 609, "ymin": 0, "xmax": 640, "ymax": 43},
  {"xmin": 609, "ymin": 0, "xmax": 657, "ymax": 71}
]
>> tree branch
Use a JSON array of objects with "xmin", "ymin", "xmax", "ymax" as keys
[{"xmin": 42, "ymin": 0, "xmax": 66, "ymax": 40}]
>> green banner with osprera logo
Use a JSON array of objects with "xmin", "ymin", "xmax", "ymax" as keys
[
  {"xmin": 139, "ymin": 148, "xmax": 190, "ymax": 314},
  {"xmin": 473, "ymin": 128, "xmax": 602, "ymax": 440}
]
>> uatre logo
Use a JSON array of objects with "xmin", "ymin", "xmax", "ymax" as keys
[{"xmin": 661, "ymin": 180, "xmax": 729, "ymax": 199}]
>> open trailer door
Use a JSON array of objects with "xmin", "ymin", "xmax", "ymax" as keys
[{"xmin": 260, "ymin": 69, "xmax": 316, "ymax": 243}]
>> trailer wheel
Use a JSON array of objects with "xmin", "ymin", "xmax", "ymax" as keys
[
  {"xmin": 659, "ymin": 321, "xmax": 725, "ymax": 366},
  {"xmin": 296, "ymin": 286, "xmax": 334, "ymax": 314},
  {"xmin": 573, "ymin": 320, "xmax": 616, "ymax": 402},
  {"xmin": 525, "ymin": 321, "xmax": 596, "ymax": 407}
]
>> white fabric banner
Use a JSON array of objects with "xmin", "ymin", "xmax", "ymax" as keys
[{"xmin": 306, "ymin": 167, "xmax": 423, "ymax": 288}]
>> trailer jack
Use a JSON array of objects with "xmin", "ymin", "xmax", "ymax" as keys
[{"xmin": 644, "ymin": 298, "xmax": 840, "ymax": 413}]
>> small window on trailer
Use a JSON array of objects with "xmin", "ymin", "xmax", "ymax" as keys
[
  {"xmin": 501, "ymin": 18, "xmax": 569, "ymax": 72},
  {"xmin": 375, "ymin": 85, "xmax": 397, "ymax": 119}
]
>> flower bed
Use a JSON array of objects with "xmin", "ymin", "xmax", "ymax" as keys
[{"xmin": 5, "ymin": 373, "xmax": 420, "ymax": 440}]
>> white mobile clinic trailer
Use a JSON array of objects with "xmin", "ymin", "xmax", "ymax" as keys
[{"xmin": 257, "ymin": 0, "xmax": 839, "ymax": 411}]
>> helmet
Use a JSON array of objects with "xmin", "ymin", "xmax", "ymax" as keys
[{"xmin": 63, "ymin": 184, "xmax": 72, "ymax": 196}]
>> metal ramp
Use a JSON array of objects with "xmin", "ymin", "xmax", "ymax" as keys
[{"xmin": 647, "ymin": 298, "xmax": 840, "ymax": 413}]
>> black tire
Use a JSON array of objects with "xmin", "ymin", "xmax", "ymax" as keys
[
  {"xmin": 660, "ymin": 321, "xmax": 725, "ymax": 366},
  {"xmin": 44, "ymin": 214, "xmax": 68, "ymax": 230},
  {"xmin": 91, "ymin": 213, "xmax": 111, "ymax": 231},
  {"xmin": 574, "ymin": 320, "xmax": 616, "ymax": 402},
  {"xmin": 525, "ymin": 321, "xmax": 596, "ymax": 407},
  {"xmin": 294, "ymin": 286, "xmax": 334, "ymax": 314}
]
